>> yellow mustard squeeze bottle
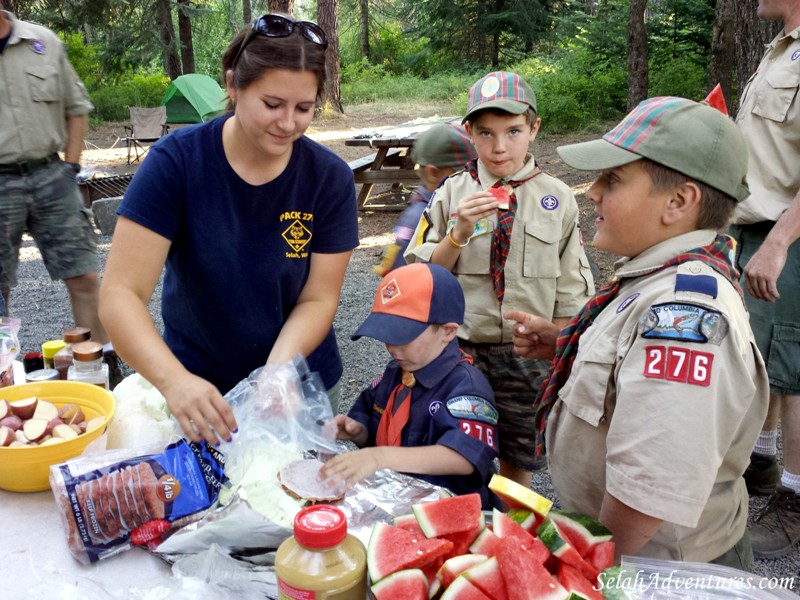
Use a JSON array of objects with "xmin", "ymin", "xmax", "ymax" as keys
[{"xmin": 276, "ymin": 504, "xmax": 367, "ymax": 600}]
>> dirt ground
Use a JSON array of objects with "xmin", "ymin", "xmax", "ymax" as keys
[{"xmin": 82, "ymin": 102, "xmax": 614, "ymax": 283}]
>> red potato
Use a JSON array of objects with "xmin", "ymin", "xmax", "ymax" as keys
[
  {"xmin": 0, "ymin": 425, "xmax": 15, "ymax": 447},
  {"xmin": 52, "ymin": 424, "xmax": 79, "ymax": 441},
  {"xmin": 0, "ymin": 415, "xmax": 23, "ymax": 431},
  {"xmin": 14, "ymin": 430, "xmax": 27, "ymax": 443},
  {"xmin": 68, "ymin": 424, "xmax": 82, "ymax": 435},
  {"xmin": 58, "ymin": 404, "xmax": 82, "ymax": 421},
  {"xmin": 32, "ymin": 400, "xmax": 59, "ymax": 422},
  {"xmin": 22, "ymin": 418, "xmax": 49, "ymax": 443},
  {"xmin": 39, "ymin": 437, "xmax": 66, "ymax": 446},
  {"xmin": 10, "ymin": 397, "xmax": 38, "ymax": 420},
  {"xmin": 46, "ymin": 417, "xmax": 65, "ymax": 435},
  {"xmin": 8, "ymin": 440, "xmax": 29, "ymax": 447},
  {"xmin": 85, "ymin": 416, "xmax": 106, "ymax": 433},
  {"xmin": 0, "ymin": 399, "xmax": 10, "ymax": 420}
]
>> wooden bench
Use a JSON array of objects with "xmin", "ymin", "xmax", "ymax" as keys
[{"xmin": 347, "ymin": 147, "xmax": 418, "ymax": 208}]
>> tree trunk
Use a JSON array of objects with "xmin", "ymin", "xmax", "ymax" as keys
[
  {"xmin": 627, "ymin": 0, "xmax": 648, "ymax": 111},
  {"xmin": 268, "ymin": 0, "xmax": 294, "ymax": 13},
  {"xmin": 317, "ymin": 0, "xmax": 343, "ymax": 113},
  {"xmin": 709, "ymin": 0, "xmax": 735, "ymax": 107},
  {"xmin": 243, "ymin": 0, "xmax": 252, "ymax": 25},
  {"xmin": 359, "ymin": 0, "xmax": 369, "ymax": 61},
  {"xmin": 177, "ymin": 0, "xmax": 195, "ymax": 74},
  {"xmin": 733, "ymin": 1, "xmax": 781, "ymax": 114},
  {"xmin": 155, "ymin": 0, "xmax": 181, "ymax": 80}
]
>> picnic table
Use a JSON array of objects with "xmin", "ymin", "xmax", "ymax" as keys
[{"xmin": 346, "ymin": 117, "xmax": 459, "ymax": 209}]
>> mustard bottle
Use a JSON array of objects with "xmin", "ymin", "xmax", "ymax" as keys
[{"xmin": 276, "ymin": 505, "xmax": 367, "ymax": 600}]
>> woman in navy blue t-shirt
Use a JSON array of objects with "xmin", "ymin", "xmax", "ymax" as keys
[{"xmin": 99, "ymin": 14, "xmax": 359, "ymax": 446}]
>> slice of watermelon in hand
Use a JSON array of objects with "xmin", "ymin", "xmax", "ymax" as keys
[{"xmin": 489, "ymin": 186, "xmax": 512, "ymax": 210}]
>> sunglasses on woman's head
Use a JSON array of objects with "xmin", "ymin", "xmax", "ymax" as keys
[{"xmin": 231, "ymin": 14, "xmax": 328, "ymax": 68}]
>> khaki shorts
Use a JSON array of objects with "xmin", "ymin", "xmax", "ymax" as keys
[
  {"xmin": 730, "ymin": 223, "xmax": 800, "ymax": 395},
  {"xmin": 0, "ymin": 161, "xmax": 97, "ymax": 292},
  {"xmin": 460, "ymin": 342, "xmax": 549, "ymax": 471}
]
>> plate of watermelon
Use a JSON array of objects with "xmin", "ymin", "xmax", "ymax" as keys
[{"xmin": 366, "ymin": 474, "xmax": 615, "ymax": 600}]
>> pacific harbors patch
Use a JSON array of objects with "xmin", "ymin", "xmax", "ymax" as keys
[{"xmin": 445, "ymin": 396, "xmax": 498, "ymax": 425}]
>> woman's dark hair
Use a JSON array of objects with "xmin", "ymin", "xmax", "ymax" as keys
[{"xmin": 221, "ymin": 16, "xmax": 327, "ymax": 110}]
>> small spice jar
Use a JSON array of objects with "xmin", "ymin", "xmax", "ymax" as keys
[
  {"xmin": 276, "ymin": 505, "xmax": 367, "ymax": 600},
  {"xmin": 53, "ymin": 326, "xmax": 92, "ymax": 380},
  {"xmin": 41, "ymin": 339, "xmax": 65, "ymax": 370},
  {"xmin": 67, "ymin": 341, "xmax": 109, "ymax": 389}
]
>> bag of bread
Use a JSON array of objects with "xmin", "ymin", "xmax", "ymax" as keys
[{"xmin": 50, "ymin": 438, "xmax": 225, "ymax": 564}]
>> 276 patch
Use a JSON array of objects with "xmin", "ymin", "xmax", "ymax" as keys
[
  {"xmin": 643, "ymin": 345, "xmax": 713, "ymax": 386},
  {"xmin": 639, "ymin": 303, "xmax": 728, "ymax": 344},
  {"xmin": 459, "ymin": 420, "xmax": 497, "ymax": 449}
]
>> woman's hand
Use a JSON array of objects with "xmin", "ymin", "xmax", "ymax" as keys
[{"xmin": 161, "ymin": 371, "xmax": 238, "ymax": 446}]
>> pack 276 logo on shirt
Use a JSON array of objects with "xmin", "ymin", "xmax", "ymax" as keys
[
  {"xmin": 280, "ymin": 211, "xmax": 313, "ymax": 258},
  {"xmin": 643, "ymin": 345, "xmax": 713, "ymax": 386}
]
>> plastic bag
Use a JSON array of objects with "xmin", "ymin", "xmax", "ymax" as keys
[{"xmin": 0, "ymin": 317, "xmax": 21, "ymax": 387}]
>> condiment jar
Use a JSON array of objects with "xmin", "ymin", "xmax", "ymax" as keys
[
  {"xmin": 68, "ymin": 341, "xmax": 109, "ymax": 390},
  {"xmin": 276, "ymin": 505, "xmax": 367, "ymax": 600},
  {"xmin": 41, "ymin": 339, "xmax": 66, "ymax": 370},
  {"xmin": 53, "ymin": 326, "xmax": 91, "ymax": 380}
]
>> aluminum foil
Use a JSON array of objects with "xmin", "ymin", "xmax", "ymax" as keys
[{"xmin": 154, "ymin": 467, "xmax": 448, "ymax": 564}]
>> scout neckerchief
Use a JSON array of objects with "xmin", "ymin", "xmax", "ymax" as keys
[
  {"xmin": 376, "ymin": 350, "xmax": 475, "ymax": 446},
  {"xmin": 466, "ymin": 159, "xmax": 541, "ymax": 303},
  {"xmin": 532, "ymin": 233, "xmax": 742, "ymax": 457}
]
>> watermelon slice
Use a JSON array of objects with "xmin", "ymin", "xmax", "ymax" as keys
[
  {"xmin": 495, "ymin": 536, "xmax": 568, "ymax": 600},
  {"xmin": 507, "ymin": 508, "xmax": 538, "ymax": 533},
  {"xmin": 371, "ymin": 568, "xmax": 429, "ymax": 600},
  {"xmin": 468, "ymin": 527, "xmax": 500, "ymax": 557},
  {"xmin": 441, "ymin": 523, "xmax": 485, "ymax": 560},
  {"xmin": 434, "ymin": 554, "xmax": 488, "ymax": 592},
  {"xmin": 586, "ymin": 541, "xmax": 615, "ymax": 572},
  {"xmin": 488, "ymin": 474, "xmax": 553, "ymax": 519},
  {"xmin": 492, "ymin": 508, "xmax": 550, "ymax": 564},
  {"xmin": 440, "ymin": 575, "xmax": 493, "ymax": 600},
  {"xmin": 537, "ymin": 519, "xmax": 600, "ymax": 583},
  {"xmin": 489, "ymin": 185, "xmax": 512, "ymax": 210},
  {"xmin": 412, "ymin": 493, "xmax": 483, "ymax": 538},
  {"xmin": 393, "ymin": 513, "xmax": 426, "ymax": 536},
  {"xmin": 367, "ymin": 522, "xmax": 454, "ymax": 582},
  {"xmin": 557, "ymin": 563, "xmax": 603, "ymax": 600},
  {"xmin": 463, "ymin": 556, "xmax": 509, "ymax": 600},
  {"xmin": 548, "ymin": 511, "xmax": 612, "ymax": 557}
]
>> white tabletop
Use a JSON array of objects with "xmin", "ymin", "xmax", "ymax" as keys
[{"xmin": 0, "ymin": 488, "xmax": 173, "ymax": 599}]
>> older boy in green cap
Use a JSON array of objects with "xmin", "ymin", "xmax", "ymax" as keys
[{"xmin": 509, "ymin": 96, "xmax": 768, "ymax": 568}]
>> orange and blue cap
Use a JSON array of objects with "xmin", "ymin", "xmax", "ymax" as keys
[{"xmin": 351, "ymin": 263, "xmax": 465, "ymax": 345}]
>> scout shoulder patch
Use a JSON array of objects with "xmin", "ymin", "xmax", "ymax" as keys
[
  {"xmin": 639, "ymin": 302, "xmax": 728, "ymax": 344},
  {"xmin": 446, "ymin": 396, "xmax": 498, "ymax": 425}
]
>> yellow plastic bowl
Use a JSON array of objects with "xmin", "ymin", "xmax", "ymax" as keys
[{"xmin": 0, "ymin": 381, "xmax": 115, "ymax": 493}]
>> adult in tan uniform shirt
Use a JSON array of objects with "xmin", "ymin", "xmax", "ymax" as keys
[
  {"xmin": 730, "ymin": 0, "xmax": 800, "ymax": 560},
  {"xmin": 0, "ymin": 4, "xmax": 110, "ymax": 345}
]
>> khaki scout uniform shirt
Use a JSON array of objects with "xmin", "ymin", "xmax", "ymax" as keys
[
  {"xmin": 734, "ymin": 25, "xmax": 800, "ymax": 224},
  {"xmin": 0, "ymin": 11, "xmax": 93, "ymax": 163},
  {"xmin": 547, "ymin": 230, "xmax": 768, "ymax": 562},
  {"xmin": 405, "ymin": 156, "xmax": 594, "ymax": 344}
]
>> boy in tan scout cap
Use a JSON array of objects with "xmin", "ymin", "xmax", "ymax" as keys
[
  {"xmin": 405, "ymin": 71, "xmax": 595, "ymax": 488},
  {"xmin": 509, "ymin": 96, "xmax": 768, "ymax": 569}
]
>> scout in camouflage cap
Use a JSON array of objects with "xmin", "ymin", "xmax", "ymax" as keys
[{"xmin": 411, "ymin": 123, "xmax": 477, "ymax": 170}]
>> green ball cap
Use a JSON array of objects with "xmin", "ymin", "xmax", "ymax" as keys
[
  {"xmin": 463, "ymin": 71, "xmax": 538, "ymax": 124},
  {"xmin": 556, "ymin": 96, "xmax": 750, "ymax": 202},
  {"xmin": 411, "ymin": 123, "xmax": 477, "ymax": 169}
]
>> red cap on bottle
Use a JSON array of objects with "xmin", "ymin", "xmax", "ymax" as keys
[{"xmin": 293, "ymin": 505, "xmax": 347, "ymax": 548}]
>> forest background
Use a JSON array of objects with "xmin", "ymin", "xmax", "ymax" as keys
[{"xmin": 1, "ymin": 0, "xmax": 783, "ymax": 132}]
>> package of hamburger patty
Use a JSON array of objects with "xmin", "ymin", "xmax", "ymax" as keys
[{"xmin": 49, "ymin": 438, "xmax": 226, "ymax": 564}]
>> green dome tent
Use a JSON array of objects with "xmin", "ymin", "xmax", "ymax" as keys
[{"xmin": 161, "ymin": 74, "xmax": 228, "ymax": 124}]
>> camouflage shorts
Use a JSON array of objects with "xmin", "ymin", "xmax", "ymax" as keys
[
  {"xmin": 0, "ymin": 162, "xmax": 97, "ymax": 292},
  {"xmin": 460, "ymin": 342, "xmax": 549, "ymax": 471}
]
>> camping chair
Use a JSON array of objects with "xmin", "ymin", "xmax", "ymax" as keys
[{"xmin": 123, "ymin": 106, "xmax": 170, "ymax": 164}]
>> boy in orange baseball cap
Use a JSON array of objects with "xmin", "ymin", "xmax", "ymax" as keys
[{"xmin": 321, "ymin": 262, "xmax": 499, "ymax": 508}]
